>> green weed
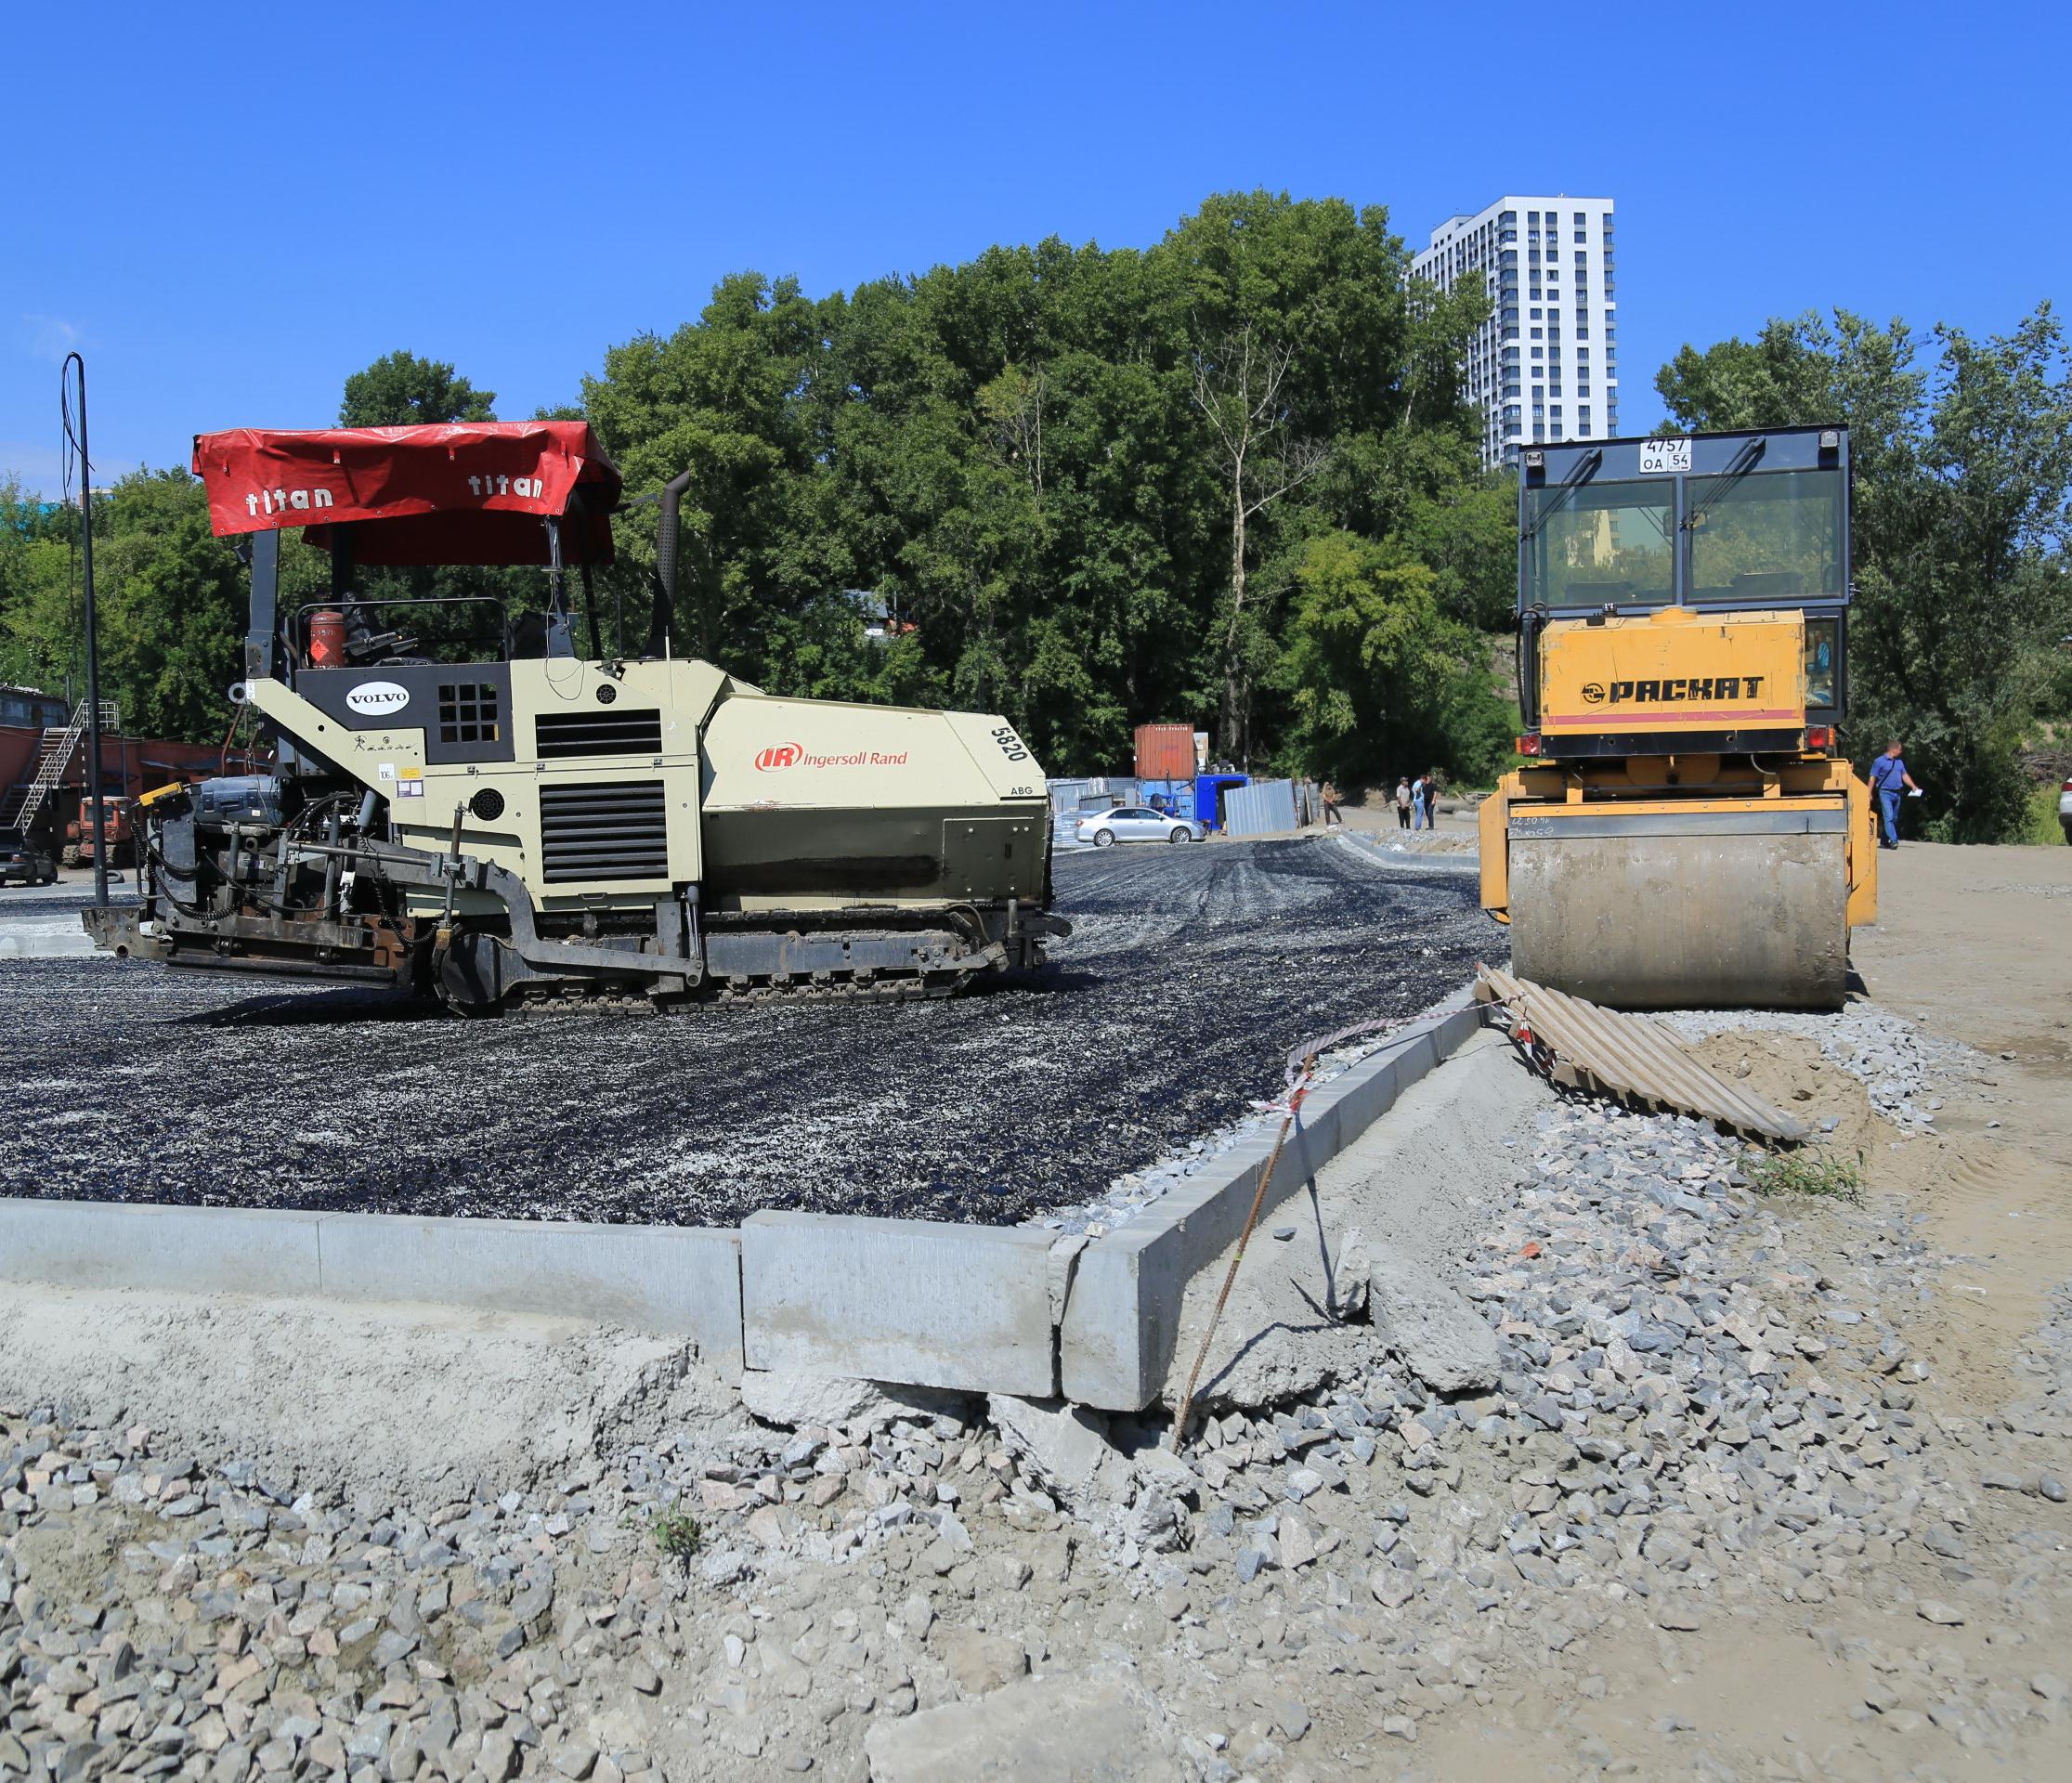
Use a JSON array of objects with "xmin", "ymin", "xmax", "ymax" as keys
[
  {"xmin": 1748, "ymin": 1150, "xmax": 1864, "ymax": 1204},
  {"xmin": 650, "ymin": 1508, "xmax": 703, "ymax": 1561},
  {"xmin": 622, "ymin": 1504, "xmax": 704, "ymax": 1564}
]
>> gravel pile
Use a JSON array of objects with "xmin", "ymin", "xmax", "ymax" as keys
[
  {"xmin": 1657, "ymin": 1003, "xmax": 1983, "ymax": 1130},
  {"xmin": 0, "ymin": 840, "xmax": 1489, "ymax": 1229}
]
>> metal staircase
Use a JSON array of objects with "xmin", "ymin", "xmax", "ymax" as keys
[{"xmin": 0, "ymin": 699, "xmax": 118, "ymax": 837}]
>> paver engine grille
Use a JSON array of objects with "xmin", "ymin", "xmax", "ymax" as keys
[
  {"xmin": 533, "ymin": 709, "xmax": 665, "ymax": 758},
  {"xmin": 538, "ymin": 781, "xmax": 670, "ymax": 882}
]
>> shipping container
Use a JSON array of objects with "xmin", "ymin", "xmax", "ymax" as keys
[{"xmin": 1134, "ymin": 722, "xmax": 1197, "ymax": 782}]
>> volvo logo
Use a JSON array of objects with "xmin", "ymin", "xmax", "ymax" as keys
[{"xmin": 345, "ymin": 681, "xmax": 410, "ymax": 717}]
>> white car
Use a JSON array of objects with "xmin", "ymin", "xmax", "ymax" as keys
[{"xmin": 1075, "ymin": 805, "xmax": 1201, "ymax": 847}]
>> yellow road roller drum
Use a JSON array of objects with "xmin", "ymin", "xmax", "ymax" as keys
[{"xmin": 1481, "ymin": 426, "xmax": 1877, "ymax": 1011}]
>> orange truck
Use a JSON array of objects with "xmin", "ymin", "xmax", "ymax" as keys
[{"xmin": 63, "ymin": 794, "xmax": 136, "ymax": 869}]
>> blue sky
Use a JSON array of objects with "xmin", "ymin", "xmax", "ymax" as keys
[{"xmin": 5, "ymin": 0, "xmax": 2064, "ymax": 495}]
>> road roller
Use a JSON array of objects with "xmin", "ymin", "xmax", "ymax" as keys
[
  {"xmin": 1479, "ymin": 424, "xmax": 1877, "ymax": 1010},
  {"xmin": 85, "ymin": 422, "xmax": 1067, "ymax": 1011}
]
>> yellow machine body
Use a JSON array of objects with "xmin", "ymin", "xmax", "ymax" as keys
[
  {"xmin": 1479, "ymin": 604, "xmax": 1878, "ymax": 1009},
  {"xmin": 1484, "ymin": 426, "xmax": 1877, "ymax": 1011},
  {"xmin": 1536, "ymin": 607, "xmax": 1808, "ymax": 743}
]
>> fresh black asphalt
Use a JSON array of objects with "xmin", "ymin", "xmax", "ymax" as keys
[{"xmin": 0, "ymin": 838, "xmax": 1496, "ymax": 1227}]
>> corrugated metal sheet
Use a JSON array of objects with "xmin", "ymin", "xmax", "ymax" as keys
[
  {"xmin": 1047, "ymin": 778, "xmax": 1092, "ymax": 813},
  {"xmin": 1475, "ymin": 966, "xmax": 1807, "ymax": 1142},
  {"xmin": 1224, "ymin": 777, "xmax": 1299, "ymax": 838}
]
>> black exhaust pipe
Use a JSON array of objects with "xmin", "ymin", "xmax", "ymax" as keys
[{"xmin": 649, "ymin": 467, "xmax": 695, "ymax": 657}]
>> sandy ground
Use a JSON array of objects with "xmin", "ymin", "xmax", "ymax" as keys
[
  {"xmin": 1853, "ymin": 844, "xmax": 2072, "ymax": 1409},
  {"xmin": 1409, "ymin": 839, "xmax": 2072, "ymax": 1781}
]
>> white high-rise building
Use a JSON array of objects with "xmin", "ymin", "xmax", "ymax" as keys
[{"xmin": 1411, "ymin": 196, "xmax": 1619, "ymax": 468}]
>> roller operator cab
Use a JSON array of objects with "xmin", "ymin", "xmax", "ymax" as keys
[
  {"xmin": 1479, "ymin": 426, "xmax": 1877, "ymax": 1011},
  {"xmin": 85, "ymin": 423, "xmax": 1068, "ymax": 1011}
]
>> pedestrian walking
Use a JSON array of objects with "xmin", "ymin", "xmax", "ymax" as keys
[
  {"xmin": 1410, "ymin": 776, "xmax": 1427, "ymax": 830},
  {"xmin": 1870, "ymin": 741, "xmax": 1921, "ymax": 849},
  {"xmin": 1321, "ymin": 780, "xmax": 1343, "ymax": 826},
  {"xmin": 1395, "ymin": 777, "xmax": 1412, "ymax": 828}
]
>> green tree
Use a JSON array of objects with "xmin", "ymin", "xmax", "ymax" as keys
[
  {"xmin": 0, "ymin": 479, "xmax": 82, "ymax": 698},
  {"xmin": 339, "ymin": 351, "xmax": 497, "ymax": 427},
  {"xmin": 0, "ymin": 471, "xmax": 242, "ymax": 741},
  {"xmin": 7, "ymin": 196, "xmax": 1518, "ymax": 782},
  {"xmin": 1282, "ymin": 530, "xmax": 1517, "ymax": 787},
  {"xmin": 1161, "ymin": 190, "xmax": 1454, "ymax": 761}
]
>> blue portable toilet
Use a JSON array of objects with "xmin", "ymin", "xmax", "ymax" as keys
[{"xmin": 1193, "ymin": 773, "xmax": 1249, "ymax": 833}]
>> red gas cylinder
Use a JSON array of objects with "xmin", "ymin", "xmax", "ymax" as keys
[{"xmin": 307, "ymin": 609, "xmax": 346, "ymax": 667}]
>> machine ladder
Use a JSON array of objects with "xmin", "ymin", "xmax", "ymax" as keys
[{"xmin": 0, "ymin": 700, "xmax": 118, "ymax": 837}]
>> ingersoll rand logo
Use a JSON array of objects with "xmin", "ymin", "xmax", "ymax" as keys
[{"xmin": 754, "ymin": 742, "xmax": 912, "ymax": 770}]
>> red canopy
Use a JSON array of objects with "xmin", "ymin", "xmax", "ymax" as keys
[{"xmin": 190, "ymin": 422, "xmax": 622, "ymax": 566}]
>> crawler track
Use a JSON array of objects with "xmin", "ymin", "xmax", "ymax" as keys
[{"xmin": 0, "ymin": 838, "xmax": 1495, "ymax": 1227}]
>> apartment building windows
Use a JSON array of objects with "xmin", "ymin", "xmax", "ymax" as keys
[{"xmin": 1414, "ymin": 195, "xmax": 1615, "ymax": 464}]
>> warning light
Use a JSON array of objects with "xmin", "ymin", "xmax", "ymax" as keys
[
  {"xmin": 1517, "ymin": 734, "xmax": 1542, "ymax": 757},
  {"xmin": 1805, "ymin": 725, "xmax": 1832, "ymax": 750}
]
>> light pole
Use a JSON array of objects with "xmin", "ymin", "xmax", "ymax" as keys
[{"xmin": 62, "ymin": 352, "xmax": 109, "ymax": 906}]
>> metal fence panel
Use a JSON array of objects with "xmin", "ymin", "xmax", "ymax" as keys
[{"xmin": 1223, "ymin": 777, "xmax": 1299, "ymax": 837}]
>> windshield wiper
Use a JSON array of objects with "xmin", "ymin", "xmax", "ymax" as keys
[
  {"xmin": 1682, "ymin": 436, "xmax": 1766, "ymax": 529},
  {"xmin": 1519, "ymin": 448, "xmax": 1603, "ymax": 541}
]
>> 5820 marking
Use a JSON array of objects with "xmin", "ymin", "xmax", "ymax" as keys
[{"xmin": 991, "ymin": 725, "xmax": 1030, "ymax": 763}]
